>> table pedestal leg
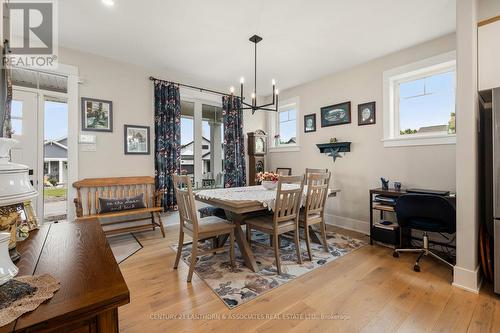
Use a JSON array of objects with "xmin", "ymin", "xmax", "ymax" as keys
[{"xmin": 224, "ymin": 211, "xmax": 259, "ymax": 272}]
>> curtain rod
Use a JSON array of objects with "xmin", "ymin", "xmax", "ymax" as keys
[{"xmin": 149, "ymin": 76, "xmax": 240, "ymax": 99}]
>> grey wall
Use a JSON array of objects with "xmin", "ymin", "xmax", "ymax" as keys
[
  {"xmin": 266, "ymin": 33, "xmax": 457, "ymax": 233},
  {"xmin": 58, "ymin": 47, "xmax": 266, "ymax": 182}
]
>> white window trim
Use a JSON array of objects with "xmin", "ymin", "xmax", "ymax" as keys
[
  {"xmin": 382, "ymin": 51, "xmax": 456, "ymax": 147},
  {"xmin": 268, "ymin": 96, "xmax": 300, "ymax": 153}
]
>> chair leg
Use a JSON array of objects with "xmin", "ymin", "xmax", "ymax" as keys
[
  {"xmin": 294, "ymin": 228, "xmax": 303, "ymax": 264},
  {"xmin": 157, "ymin": 213, "xmax": 166, "ymax": 238},
  {"xmin": 320, "ymin": 221, "xmax": 329, "ymax": 253},
  {"xmin": 229, "ymin": 230, "xmax": 235, "ymax": 268},
  {"xmin": 304, "ymin": 224, "xmax": 313, "ymax": 261},
  {"xmin": 273, "ymin": 233, "xmax": 282, "ymax": 275},
  {"xmin": 173, "ymin": 229, "xmax": 184, "ymax": 269},
  {"xmin": 151, "ymin": 212, "xmax": 156, "ymax": 231},
  {"xmin": 187, "ymin": 237, "xmax": 198, "ymax": 283},
  {"xmin": 212, "ymin": 237, "xmax": 218, "ymax": 255}
]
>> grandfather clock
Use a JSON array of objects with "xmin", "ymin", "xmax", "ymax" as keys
[{"xmin": 247, "ymin": 130, "xmax": 267, "ymax": 185}]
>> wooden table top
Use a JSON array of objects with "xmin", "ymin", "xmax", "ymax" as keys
[{"xmin": 1, "ymin": 219, "xmax": 130, "ymax": 332}]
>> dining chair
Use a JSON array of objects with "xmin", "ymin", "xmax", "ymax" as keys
[
  {"xmin": 300, "ymin": 172, "xmax": 331, "ymax": 260},
  {"xmin": 245, "ymin": 175, "xmax": 305, "ymax": 275},
  {"xmin": 172, "ymin": 175, "xmax": 235, "ymax": 282},
  {"xmin": 305, "ymin": 168, "xmax": 328, "ymax": 185},
  {"xmin": 276, "ymin": 167, "xmax": 292, "ymax": 176}
]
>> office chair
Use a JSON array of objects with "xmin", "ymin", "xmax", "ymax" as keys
[{"xmin": 393, "ymin": 194, "xmax": 456, "ymax": 272}]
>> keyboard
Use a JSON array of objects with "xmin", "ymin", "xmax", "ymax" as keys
[{"xmin": 406, "ymin": 188, "xmax": 450, "ymax": 196}]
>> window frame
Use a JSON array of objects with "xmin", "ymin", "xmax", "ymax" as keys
[
  {"xmin": 382, "ymin": 51, "xmax": 457, "ymax": 147},
  {"xmin": 268, "ymin": 97, "xmax": 300, "ymax": 152}
]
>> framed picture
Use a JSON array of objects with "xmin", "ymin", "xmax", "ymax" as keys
[
  {"xmin": 320, "ymin": 102, "xmax": 351, "ymax": 127},
  {"xmin": 124, "ymin": 125, "xmax": 150, "ymax": 155},
  {"xmin": 304, "ymin": 114, "xmax": 316, "ymax": 133},
  {"xmin": 81, "ymin": 97, "xmax": 113, "ymax": 132},
  {"xmin": 358, "ymin": 101, "xmax": 376, "ymax": 126}
]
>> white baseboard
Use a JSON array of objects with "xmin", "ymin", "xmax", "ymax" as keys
[
  {"xmin": 452, "ymin": 265, "xmax": 482, "ymax": 293},
  {"xmin": 324, "ymin": 213, "xmax": 369, "ymax": 235}
]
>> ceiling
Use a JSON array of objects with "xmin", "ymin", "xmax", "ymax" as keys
[{"xmin": 59, "ymin": 0, "xmax": 456, "ymax": 94}]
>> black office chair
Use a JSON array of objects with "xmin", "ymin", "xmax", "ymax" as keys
[{"xmin": 393, "ymin": 194, "xmax": 456, "ymax": 272}]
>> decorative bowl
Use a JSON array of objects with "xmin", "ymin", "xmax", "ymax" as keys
[{"xmin": 261, "ymin": 180, "xmax": 277, "ymax": 190}]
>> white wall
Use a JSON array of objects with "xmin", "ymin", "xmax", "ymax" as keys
[
  {"xmin": 266, "ymin": 34, "xmax": 456, "ymax": 233},
  {"xmin": 479, "ymin": 0, "xmax": 500, "ymax": 21},
  {"xmin": 454, "ymin": 0, "xmax": 480, "ymax": 293},
  {"xmin": 58, "ymin": 48, "xmax": 266, "ymax": 183}
]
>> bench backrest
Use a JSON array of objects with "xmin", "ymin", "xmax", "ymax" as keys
[{"xmin": 73, "ymin": 176, "xmax": 156, "ymax": 217}]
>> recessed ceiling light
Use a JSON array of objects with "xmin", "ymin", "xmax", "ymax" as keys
[{"xmin": 102, "ymin": 0, "xmax": 115, "ymax": 7}]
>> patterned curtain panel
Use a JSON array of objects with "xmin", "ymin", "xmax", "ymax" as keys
[
  {"xmin": 1, "ymin": 43, "xmax": 13, "ymax": 138},
  {"xmin": 154, "ymin": 82, "xmax": 181, "ymax": 210},
  {"xmin": 222, "ymin": 96, "xmax": 246, "ymax": 188}
]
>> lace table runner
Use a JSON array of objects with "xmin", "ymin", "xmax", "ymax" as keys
[
  {"xmin": 196, "ymin": 184, "xmax": 309, "ymax": 210},
  {"xmin": 0, "ymin": 274, "xmax": 60, "ymax": 327}
]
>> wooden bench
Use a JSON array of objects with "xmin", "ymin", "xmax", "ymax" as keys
[{"xmin": 73, "ymin": 176, "xmax": 165, "ymax": 237}]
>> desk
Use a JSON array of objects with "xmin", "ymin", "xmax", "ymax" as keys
[
  {"xmin": 369, "ymin": 188, "xmax": 456, "ymax": 245},
  {"xmin": 1, "ymin": 220, "xmax": 130, "ymax": 333}
]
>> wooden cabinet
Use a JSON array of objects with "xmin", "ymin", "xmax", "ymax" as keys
[
  {"xmin": 479, "ymin": 19, "xmax": 500, "ymax": 90},
  {"xmin": 0, "ymin": 220, "xmax": 129, "ymax": 333}
]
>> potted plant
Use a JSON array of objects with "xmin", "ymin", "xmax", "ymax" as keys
[{"xmin": 256, "ymin": 171, "xmax": 279, "ymax": 190}]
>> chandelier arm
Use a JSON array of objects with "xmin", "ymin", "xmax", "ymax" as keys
[{"xmin": 256, "ymin": 106, "xmax": 279, "ymax": 112}]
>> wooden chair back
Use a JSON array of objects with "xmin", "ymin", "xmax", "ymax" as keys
[
  {"xmin": 273, "ymin": 175, "xmax": 305, "ymax": 225},
  {"xmin": 305, "ymin": 168, "xmax": 328, "ymax": 184},
  {"xmin": 276, "ymin": 168, "xmax": 292, "ymax": 176},
  {"xmin": 305, "ymin": 172, "xmax": 331, "ymax": 218},
  {"xmin": 173, "ymin": 175, "xmax": 199, "ymax": 233},
  {"xmin": 73, "ymin": 176, "xmax": 157, "ymax": 217}
]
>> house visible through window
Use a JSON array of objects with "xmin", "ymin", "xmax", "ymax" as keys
[
  {"xmin": 383, "ymin": 51, "xmax": 456, "ymax": 147},
  {"xmin": 398, "ymin": 70, "xmax": 455, "ymax": 136},
  {"xmin": 277, "ymin": 108, "xmax": 297, "ymax": 145}
]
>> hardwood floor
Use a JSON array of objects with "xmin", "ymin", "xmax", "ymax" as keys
[{"xmin": 117, "ymin": 218, "xmax": 500, "ymax": 333}]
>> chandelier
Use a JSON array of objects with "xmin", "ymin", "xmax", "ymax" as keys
[{"xmin": 230, "ymin": 35, "xmax": 279, "ymax": 114}]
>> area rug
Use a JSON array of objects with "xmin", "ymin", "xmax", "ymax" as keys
[
  {"xmin": 172, "ymin": 229, "xmax": 366, "ymax": 308},
  {"xmin": 108, "ymin": 233, "xmax": 143, "ymax": 264}
]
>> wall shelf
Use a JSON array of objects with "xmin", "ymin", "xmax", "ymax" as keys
[
  {"xmin": 316, "ymin": 142, "xmax": 351, "ymax": 162},
  {"xmin": 316, "ymin": 142, "xmax": 351, "ymax": 153}
]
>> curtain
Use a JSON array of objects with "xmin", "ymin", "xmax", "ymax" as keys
[
  {"xmin": 1, "ymin": 43, "xmax": 12, "ymax": 138},
  {"xmin": 154, "ymin": 82, "xmax": 181, "ymax": 210},
  {"xmin": 222, "ymin": 96, "xmax": 246, "ymax": 188}
]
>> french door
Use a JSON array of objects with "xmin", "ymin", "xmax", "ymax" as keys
[{"xmin": 11, "ymin": 88, "xmax": 69, "ymax": 222}]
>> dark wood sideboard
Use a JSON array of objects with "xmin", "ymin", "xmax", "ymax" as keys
[{"xmin": 0, "ymin": 219, "xmax": 130, "ymax": 333}]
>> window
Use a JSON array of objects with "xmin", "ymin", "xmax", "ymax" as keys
[
  {"xmin": 269, "ymin": 97, "xmax": 300, "ymax": 151},
  {"xmin": 11, "ymin": 100, "xmax": 23, "ymax": 135},
  {"xmin": 383, "ymin": 51, "xmax": 456, "ymax": 147}
]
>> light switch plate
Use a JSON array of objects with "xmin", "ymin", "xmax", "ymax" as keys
[{"xmin": 79, "ymin": 134, "xmax": 96, "ymax": 144}]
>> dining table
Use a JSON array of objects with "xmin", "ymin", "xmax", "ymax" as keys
[{"xmin": 195, "ymin": 184, "xmax": 340, "ymax": 272}]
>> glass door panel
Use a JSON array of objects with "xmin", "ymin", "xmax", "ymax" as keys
[{"xmin": 43, "ymin": 100, "xmax": 68, "ymax": 222}]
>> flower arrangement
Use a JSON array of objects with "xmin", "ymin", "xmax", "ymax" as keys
[{"xmin": 256, "ymin": 171, "xmax": 279, "ymax": 182}]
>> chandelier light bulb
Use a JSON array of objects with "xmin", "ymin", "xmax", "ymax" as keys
[
  {"xmin": 251, "ymin": 92, "xmax": 256, "ymax": 99},
  {"xmin": 275, "ymin": 89, "xmax": 279, "ymax": 95},
  {"xmin": 229, "ymin": 86, "xmax": 235, "ymax": 94},
  {"xmin": 272, "ymin": 79, "xmax": 276, "ymax": 85},
  {"xmin": 240, "ymin": 77, "xmax": 245, "ymax": 84}
]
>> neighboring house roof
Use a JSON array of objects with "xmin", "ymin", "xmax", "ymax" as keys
[
  {"xmin": 44, "ymin": 137, "xmax": 68, "ymax": 159},
  {"xmin": 417, "ymin": 125, "xmax": 448, "ymax": 133}
]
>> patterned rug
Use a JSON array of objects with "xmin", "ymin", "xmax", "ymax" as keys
[{"xmin": 171, "ymin": 229, "xmax": 366, "ymax": 308}]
